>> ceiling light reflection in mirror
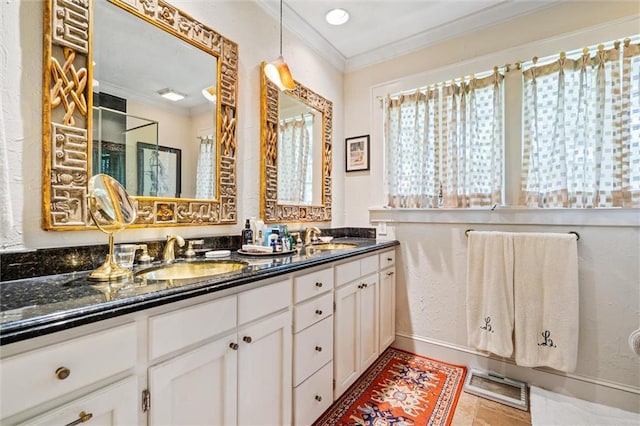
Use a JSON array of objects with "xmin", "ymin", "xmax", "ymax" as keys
[{"xmin": 92, "ymin": 0, "xmax": 218, "ymax": 200}]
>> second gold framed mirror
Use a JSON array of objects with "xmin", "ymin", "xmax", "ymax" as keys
[{"xmin": 260, "ymin": 62, "xmax": 333, "ymax": 223}]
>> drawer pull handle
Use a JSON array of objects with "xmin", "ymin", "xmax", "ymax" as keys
[
  {"xmin": 387, "ymin": 257, "xmax": 393, "ymax": 261},
  {"xmin": 357, "ymin": 284, "xmax": 363, "ymax": 289},
  {"xmin": 315, "ymin": 346, "xmax": 323, "ymax": 352},
  {"xmin": 243, "ymin": 336, "xmax": 252, "ymax": 343},
  {"xmin": 229, "ymin": 342, "xmax": 239, "ymax": 350},
  {"xmin": 315, "ymin": 309, "xmax": 323, "ymax": 315},
  {"xmin": 315, "ymin": 395, "xmax": 322, "ymax": 402},
  {"xmin": 55, "ymin": 367, "xmax": 71, "ymax": 380},
  {"xmin": 64, "ymin": 411, "xmax": 93, "ymax": 426},
  {"xmin": 387, "ymin": 271, "xmax": 395, "ymax": 276},
  {"xmin": 315, "ymin": 282, "xmax": 323, "ymax": 288}
]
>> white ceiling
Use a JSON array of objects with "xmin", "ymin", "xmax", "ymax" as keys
[{"xmin": 255, "ymin": 0, "xmax": 561, "ymax": 72}]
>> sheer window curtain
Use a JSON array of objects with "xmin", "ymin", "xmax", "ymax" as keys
[
  {"xmin": 383, "ymin": 70, "xmax": 504, "ymax": 208},
  {"xmin": 384, "ymin": 90, "xmax": 440, "ymax": 208},
  {"xmin": 195, "ymin": 136, "xmax": 215, "ymax": 199},
  {"xmin": 521, "ymin": 39, "xmax": 640, "ymax": 207},
  {"xmin": 278, "ymin": 115, "xmax": 311, "ymax": 204},
  {"xmin": 442, "ymin": 73, "xmax": 504, "ymax": 207}
]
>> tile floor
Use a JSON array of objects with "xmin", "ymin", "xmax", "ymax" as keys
[{"xmin": 452, "ymin": 391, "xmax": 532, "ymax": 425}]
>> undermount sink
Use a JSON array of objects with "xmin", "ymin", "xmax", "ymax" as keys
[
  {"xmin": 310, "ymin": 243, "xmax": 358, "ymax": 250},
  {"xmin": 135, "ymin": 260, "xmax": 248, "ymax": 282}
]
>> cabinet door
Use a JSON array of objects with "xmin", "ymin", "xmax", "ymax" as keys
[
  {"xmin": 334, "ymin": 282, "xmax": 360, "ymax": 398},
  {"xmin": 379, "ymin": 267, "xmax": 396, "ymax": 351},
  {"xmin": 148, "ymin": 332, "xmax": 238, "ymax": 426},
  {"xmin": 359, "ymin": 273, "xmax": 379, "ymax": 371},
  {"xmin": 237, "ymin": 310, "xmax": 292, "ymax": 426},
  {"xmin": 18, "ymin": 377, "xmax": 137, "ymax": 426}
]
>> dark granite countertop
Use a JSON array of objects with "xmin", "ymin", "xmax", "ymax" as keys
[{"xmin": 0, "ymin": 239, "xmax": 398, "ymax": 345}]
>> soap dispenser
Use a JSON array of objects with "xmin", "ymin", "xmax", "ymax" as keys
[{"xmin": 241, "ymin": 219, "xmax": 254, "ymax": 245}]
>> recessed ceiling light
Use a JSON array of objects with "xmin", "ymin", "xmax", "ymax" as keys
[
  {"xmin": 157, "ymin": 88, "xmax": 185, "ymax": 102},
  {"xmin": 326, "ymin": 8, "xmax": 349, "ymax": 26}
]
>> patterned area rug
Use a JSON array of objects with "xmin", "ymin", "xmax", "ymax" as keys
[{"xmin": 314, "ymin": 348, "xmax": 466, "ymax": 426}]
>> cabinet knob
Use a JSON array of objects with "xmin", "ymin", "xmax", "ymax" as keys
[
  {"xmin": 315, "ymin": 282, "xmax": 323, "ymax": 288},
  {"xmin": 55, "ymin": 367, "xmax": 71, "ymax": 380},
  {"xmin": 315, "ymin": 346, "xmax": 323, "ymax": 352},
  {"xmin": 362, "ymin": 283, "xmax": 368, "ymax": 288},
  {"xmin": 387, "ymin": 257, "xmax": 393, "ymax": 261},
  {"xmin": 64, "ymin": 411, "xmax": 92, "ymax": 426},
  {"xmin": 357, "ymin": 284, "xmax": 363, "ymax": 289},
  {"xmin": 243, "ymin": 336, "xmax": 252, "ymax": 343},
  {"xmin": 229, "ymin": 342, "xmax": 239, "ymax": 350},
  {"xmin": 315, "ymin": 309, "xmax": 323, "ymax": 315},
  {"xmin": 315, "ymin": 395, "xmax": 322, "ymax": 402}
]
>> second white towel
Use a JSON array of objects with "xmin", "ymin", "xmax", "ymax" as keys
[
  {"xmin": 513, "ymin": 233, "xmax": 579, "ymax": 373},
  {"xmin": 466, "ymin": 231, "xmax": 514, "ymax": 358}
]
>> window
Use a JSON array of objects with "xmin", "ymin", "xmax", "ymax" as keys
[
  {"xmin": 382, "ymin": 36, "xmax": 640, "ymax": 209},
  {"xmin": 521, "ymin": 39, "xmax": 640, "ymax": 208},
  {"xmin": 383, "ymin": 69, "xmax": 504, "ymax": 208}
]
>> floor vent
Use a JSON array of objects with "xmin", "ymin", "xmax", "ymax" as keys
[{"xmin": 463, "ymin": 369, "xmax": 529, "ymax": 411}]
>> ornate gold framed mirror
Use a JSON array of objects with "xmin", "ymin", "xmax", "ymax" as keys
[
  {"xmin": 42, "ymin": 0, "xmax": 238, "ymax": 230},
  {"xmin": 260, "ymin": 62, "xmax": 332, "ymax": 223}
]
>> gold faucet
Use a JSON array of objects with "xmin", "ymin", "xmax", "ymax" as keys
[
  {"xmin": 163, "ymin": 235, "xmax": 185, "ymax": 261},
  {"xmin": 304, "ymin": 226, "xmax": 321, "ymax": 245}
]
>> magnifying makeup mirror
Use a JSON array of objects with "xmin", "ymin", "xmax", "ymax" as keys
[{"xmin": 87, "ymin": 174, "xmax": 138, "ymax": 281}]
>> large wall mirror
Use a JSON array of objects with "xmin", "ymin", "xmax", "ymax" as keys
[
  {"xmin": 42, "ymin": 0, "xmax": 238, "ymax": 230},
  {"xmin": 260, "ymin": 62, "xmax": 332, "ymax": 223}
]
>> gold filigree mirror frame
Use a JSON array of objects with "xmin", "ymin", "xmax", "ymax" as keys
[
  {"xmin": 42, "ymin": 0, "xmax": 238, "ymax": 230},
  {"xmin": 259, "ymin": 62, "xmax": 332, "ymax": 223}
]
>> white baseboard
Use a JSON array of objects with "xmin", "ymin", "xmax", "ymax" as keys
[{"xmin": 392, "ymin": 333, "xmax": 640, "ymax": 414}]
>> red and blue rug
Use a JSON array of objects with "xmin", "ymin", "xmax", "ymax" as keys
[{"xmin": 314, "ymin": 348, "xmax": 466, "ymax": 425}]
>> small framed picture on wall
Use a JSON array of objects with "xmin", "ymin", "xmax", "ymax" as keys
[{"xmin": 345, "ymin": 135, "xmax": 370, "ymax": 172}]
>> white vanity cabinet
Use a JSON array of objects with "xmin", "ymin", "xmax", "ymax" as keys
[
  {"xmin": 146, "ymin": 278, "xmax": 292, "ymax": 426},
  {"xmin": 378, "ymin": 249, "xmax": 396, "ymax": 351},
  {"xmin": 292, "ymin": 267, "xmax": 334, "ymax": 426},
  {"xmin": 333, "ymin": 254, "xmax": 380, "ymax": 399},
  {"xmin": 1, "ymin": 243, "xmax": 399, "ymax": 426}
]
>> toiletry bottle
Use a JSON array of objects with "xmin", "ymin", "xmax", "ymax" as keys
[
  {"xmin": 271, "ymin": 226, "xmax": 281, "ymax": 252},
  {"xmin": 241, "ymin": 219, "xmax": 253, "ymax": 245}
]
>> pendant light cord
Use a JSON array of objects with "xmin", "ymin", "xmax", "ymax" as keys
[{"xmin": 279, "ymin": 0, "xmax": 283, "ymax": 56}]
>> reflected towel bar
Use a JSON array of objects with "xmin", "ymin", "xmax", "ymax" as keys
[{"xmin": 464, "ymin": 229, "xmax": 580, "ymax": 241}]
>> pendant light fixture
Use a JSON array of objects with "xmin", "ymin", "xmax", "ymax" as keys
[{"xmin": 264, "ymin": 0, "xmax": 295, "ymax": 91}]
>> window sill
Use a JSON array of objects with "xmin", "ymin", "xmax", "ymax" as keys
[{"xmin": 369, "ymin": 207, "xmax": 640, "ymax": 227}]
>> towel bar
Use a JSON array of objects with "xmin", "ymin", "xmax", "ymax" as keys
[{"xmin": 464, "ymin": 229, "xmax": 580, "ymax": 241}]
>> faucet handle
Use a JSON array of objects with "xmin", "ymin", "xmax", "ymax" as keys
[
  {"xmin": 184, "ymin": 239, "xmax": 204, "ymax": 259},
  {"xmin": 134, "ymin": 244, "xmax": 152, "ymax": 264}
]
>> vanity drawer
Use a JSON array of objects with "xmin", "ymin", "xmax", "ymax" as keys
[
  {"xmin": 149, "ymin": 295, "xmax": 236, "ymax": 360},
  {"xmin": 293, "ymin": 316, "xmax": 333, "ymax": 386},
  {"xmin": 294, "ymin": 268, "xmax": 333, "ymax": 303},
  {"xmin": 0, "ymin": 323, "xmax": 136, "ymax": 419},
  {"xmin": 361, "ymin": 254, "xmax": 379, "ymax": 276},
  {"xmin": 335, "ymin": 259, "xmax": 360, "ymax": 287},
  {"xmin": 379, "ymin": 249, "xmax": 395, "ymax": 269},
  {"xmin": 238, "ymin": 278, "xmax": 291, "ymax": 324},
  {"xmin": 335, "ymin": 254, "xmax": 379, "ymax": 287},
  {"xmin": 294, "ymin": 361, "xmax": 333, "ymax": 426},
  {"xmin": 293, "ymin": 292, "xmax": 333, "ymax": 333}
]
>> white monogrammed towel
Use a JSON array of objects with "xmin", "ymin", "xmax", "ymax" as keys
[
  {"xmin": 466, "ymin": 231, "xmax": 514, "ymax": 358},
  {"xmin": 513, "ymin": 233, "xmax": 579, "ymax": 372}
]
